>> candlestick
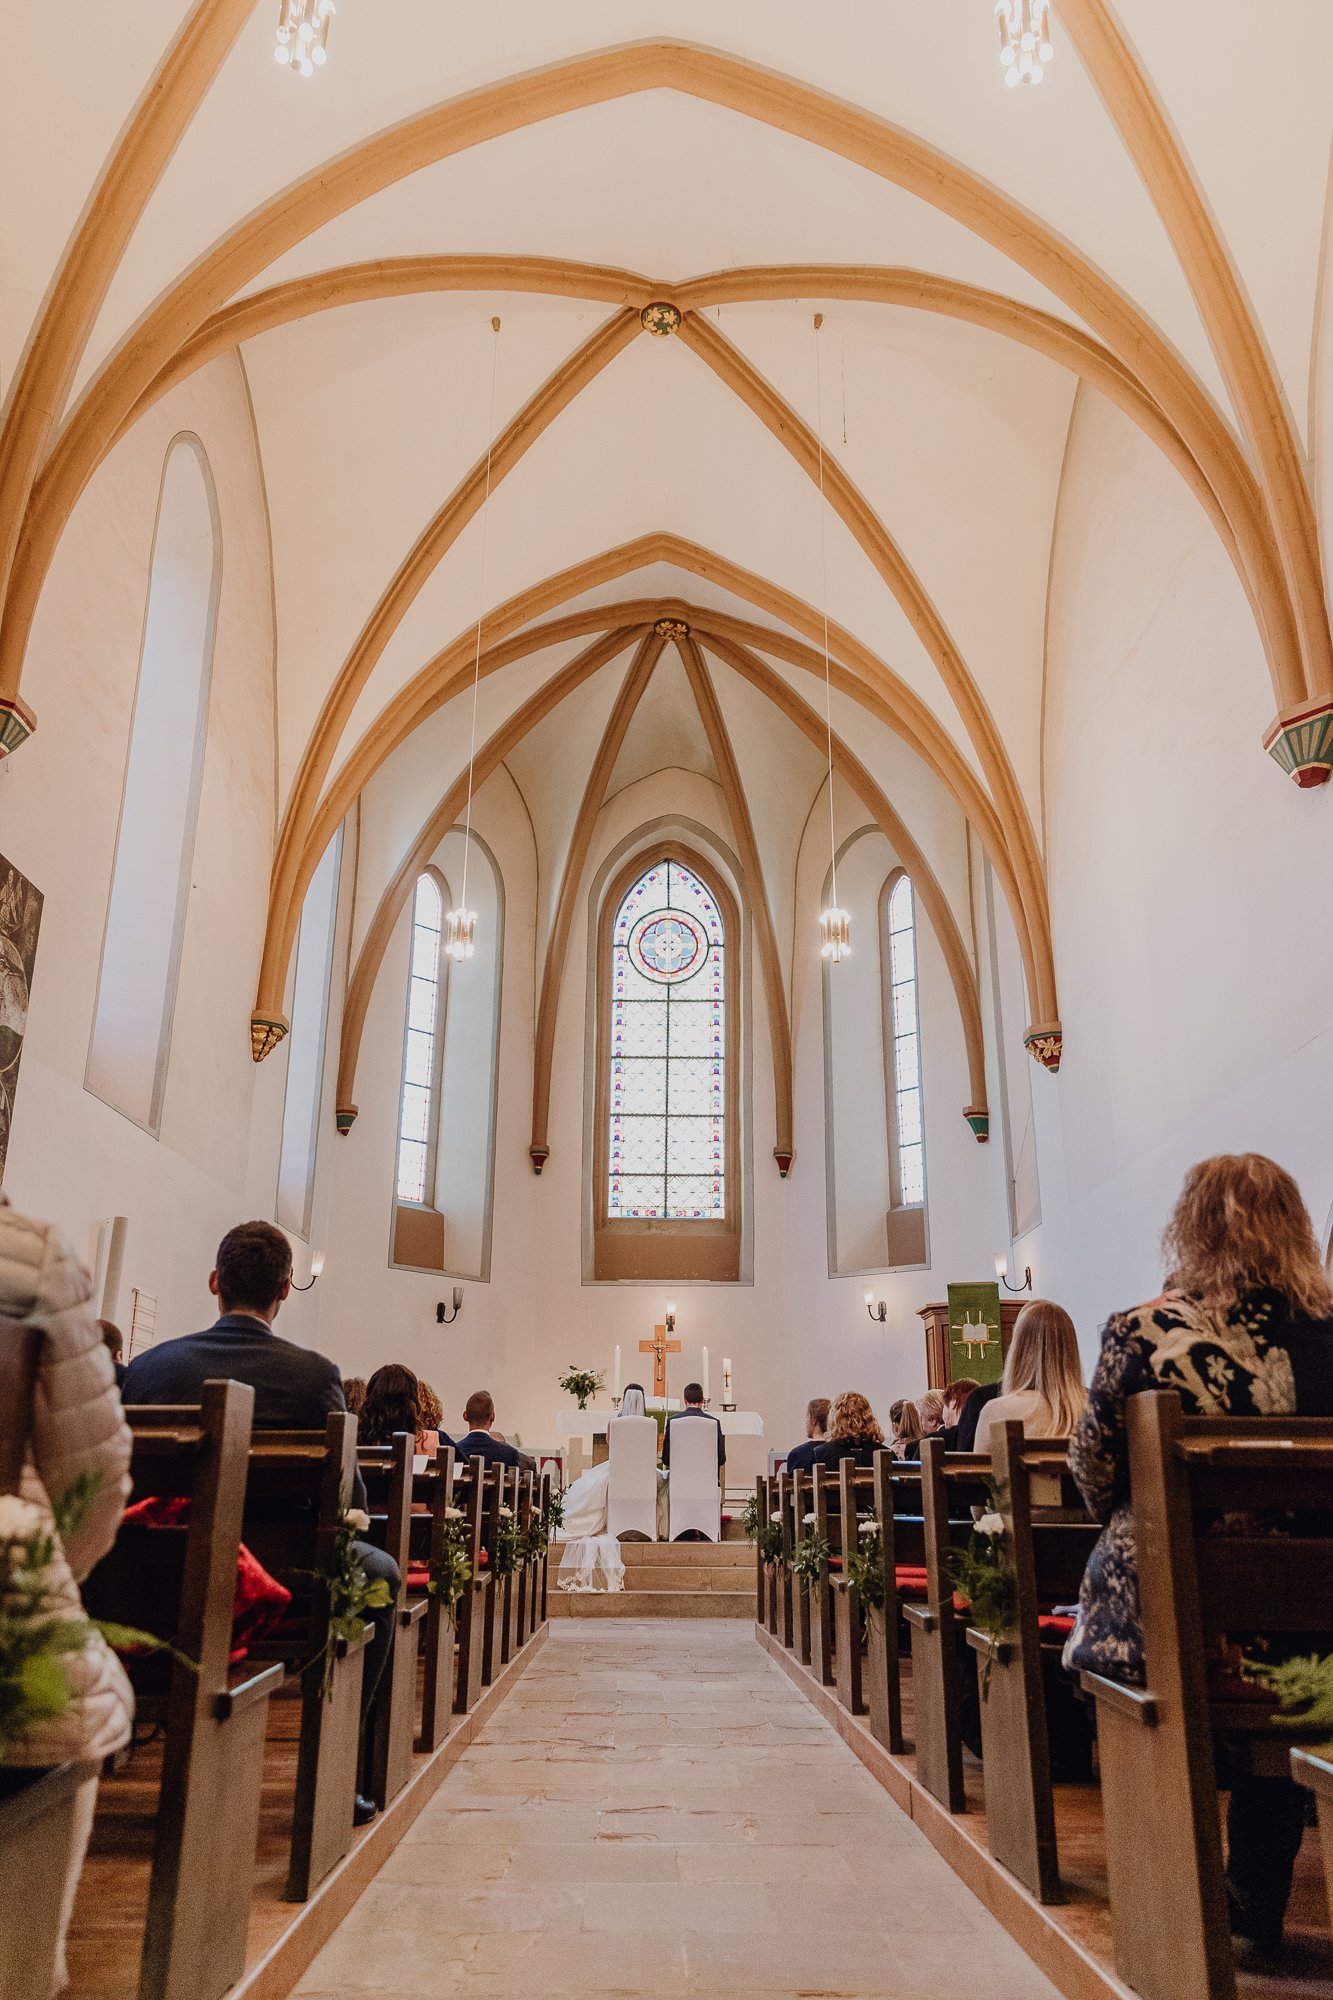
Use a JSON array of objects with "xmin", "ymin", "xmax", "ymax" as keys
[
  {"xmin": 702, "ymin": 1346, "xmax": 710, "ymax": 1401},
  {"xmin": 613, "ymin": 1344, "xmax": 621, "ymax": 1398}
]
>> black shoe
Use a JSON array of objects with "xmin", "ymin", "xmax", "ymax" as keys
[
  {"xmin": 1226, "ymin": 1883, "xmax": 1283, "ymax": 1970},
  {"xmin": 353, "ymin": 1793, "xmax": 379, "ymax": 1827}
]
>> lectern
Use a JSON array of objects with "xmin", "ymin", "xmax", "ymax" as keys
[{"xmin": 916, "ymin": 1301, "xmax": 1026, "ymax": 1390}]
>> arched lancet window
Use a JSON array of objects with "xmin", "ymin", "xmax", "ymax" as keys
[
  {"xmin": 594, "ymin": 846, "xmax": 740, "ymax": 1282},
  {"xmin": 396, "ymin": 871, "xmax": 447, "ymax": 1206},
  {"xmin": 885, "ymin": 872, "xmax": 925, "ymax": 1209},
  {"xmin": 87, "ymin": 435, "xmax": 221, "ymax": 1131}
]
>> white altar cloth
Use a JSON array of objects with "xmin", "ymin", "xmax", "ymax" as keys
[{"xmin": 555, "ymin": 1407, "xmax": 764, "ymax": 1441}]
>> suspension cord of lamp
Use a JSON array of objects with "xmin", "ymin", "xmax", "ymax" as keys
[
  {"xmin": 813, "ymin": 313, "xmax": 848, "ymax": 962},
  {"xmin": 448, "ymin": 315, "xmax": 502, "ymax": 962}
]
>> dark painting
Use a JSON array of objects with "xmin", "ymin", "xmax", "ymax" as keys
[{"xmin": 0, "ymin": 854, "xmax": 43, "ymax": 1183}]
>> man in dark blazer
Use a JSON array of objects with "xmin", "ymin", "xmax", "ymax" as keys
[
  {"xmin": 454, "ymin": 1390, "xmax": 535, "ymax": 1470},
  {"xmin": 122, "ymin": 1219, "xmax": 396, "ymax": 1826},
  {"xmin": 783, "ymin": 1397, "xmax": 830, "ymax": 1477},
  {"xmin": 661, "ymin": 1382, "xmax": 725, "ymax": 1472}
]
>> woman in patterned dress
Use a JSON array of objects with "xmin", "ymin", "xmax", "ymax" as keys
[{"xmin": 1064, "ymin": 1154, "xmax": 1333, "ymax": 1960}]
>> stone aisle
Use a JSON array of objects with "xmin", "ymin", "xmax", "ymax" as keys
[{"xmin": 293, "ymin": 1621, "xmax": 1063, "ymax": 1999}]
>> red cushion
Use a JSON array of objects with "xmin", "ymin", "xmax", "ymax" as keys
[
  {"xmin": 1037, "ymin": 1614, "xmax": 1075, "ymax": 1637},
  {"xmin": 406, "ymin": 1562, "xmax": 431, "ymax": 1594},
  {"xmin": 827, "ymin": 1555, "xmax": 844, "ymax": 1572},
  {"xmin": 121, "ymin": 1495, "xmax": 292, "ymax": 1664},
  {"xmin": 895, "ymin": 1565, "xmax": 929, "ymax": 1601},
  {"xmin": 1207, "ymin": 1668, "xmax": 1280, "ymax": 1706}
]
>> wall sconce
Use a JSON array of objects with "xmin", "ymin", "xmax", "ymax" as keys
[
  {"xmin": 864, "ymin": 1290, "xmax": 887, "ymax": 1324},
  {"xmin": 994, "ymin": 1250, "xmax": 1032, "ymax": 1294},
  {"xmin": 436, "ymin": 1286, "xmax": 464, "ymax": 1325},
  {"xmin": 665, "ymin": 1300, "xmax": 677, "ymax": 1335},
  {"xmin": 291, "ymin": 1250, "xmax": 325, "ymax": 1292}
]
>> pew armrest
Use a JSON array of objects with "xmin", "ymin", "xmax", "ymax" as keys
[
  {"xmin": 1291, "ymin": 1747, "xmax": 1333, "ymax": 1800},
  {"xmin": 1078, "ymin": 1669, "xmax": 1159, "ymax": 1725},
  {"xmin": 903, "ymin": 1604, "xmax": 936, "ymax": 1634},
  {"xmin": 215, "ymin": 1661, "xmax": 284, "ymax": 1720},
  {"xmin": 965, "ymin": 1627, "xmax": 1013, "ymax": 1666},
  {"xmin": 399, "ymin": 1598, "xmax": 428, "ymax": 1629}
]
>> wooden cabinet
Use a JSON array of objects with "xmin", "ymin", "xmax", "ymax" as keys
[{"xmin": 916, "ymin": 1300, "xmax": 1026, "ymax": 1390}]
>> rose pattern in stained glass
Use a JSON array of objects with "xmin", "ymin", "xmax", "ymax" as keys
[{"xmin": 607, "ymin": 858, "xmax": 727, "ymax": 1221}]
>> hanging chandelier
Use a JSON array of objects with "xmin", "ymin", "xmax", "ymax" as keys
[
  {"xmin": 996, "ymin": 0, "xmax": 1054, "ymax": 87},
  {"xmin": 275, "ymin": 0, "xmax": 334, "ymax": 78},
  {"xmin": 448, "ymin": 317, "xmax": 503, "ymax": 967},
  {"xmin": 812, "ymin": 313, "xmax": 850, "ymax": 965}
]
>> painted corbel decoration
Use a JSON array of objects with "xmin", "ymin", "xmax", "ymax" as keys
[
  {"xmin": 335, "ymin": 1104, "xmax": 358, "ymax": 1134},
  {"xmin": 1023, "ymin": 1023, "xmax": 1063, "ymax": 1074},
  {"xmin": 0, "ymin": 697, "xmax": 36, "ymax": 760},
  {"xmin": 250, "ymin": 1011, "xmax": 290, "ymax": 1062},
  {"xmin": 963, "ymin": 1107, "xmax": 990, "ymax": 1142},
  {"xmin": 1263, "ymin": 698, "xmax": 1333, "ymax": 789}
]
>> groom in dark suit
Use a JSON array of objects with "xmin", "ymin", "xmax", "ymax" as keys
[{"xmin": 661, "ymin": 1381, "xmax": 725, "ymax": 1471}]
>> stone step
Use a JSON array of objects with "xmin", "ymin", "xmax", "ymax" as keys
[
  {"xmin": 547, "ymin": 1588, "xmax": 753, "ymax": 1620},
  {"xmin": 548, "ymin": 1540, "xmax": 752, "ymax": 1566}
]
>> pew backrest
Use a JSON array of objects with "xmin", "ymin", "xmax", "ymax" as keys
[{"xmin": 0, "ymin": 1318, "xmax": 37, "ymax": 1494}]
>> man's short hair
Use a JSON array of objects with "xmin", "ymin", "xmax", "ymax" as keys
[
  {"xmin": 682, "ymin": 1381, "xmax": 705, "ymax": 1405},
  {"xmin": 943, "ymin": 1377, "xmax": 981, "ymax": 1413},
  {"xmin": 465, "ymin": 1390, "xmax": 496, "ymax": 1430},
  {"xmin": 806, "ymin": 1396, "xmax": 831, "ymax": 1434},
  {"xmin": 98, "ymin": 1319, "xmax": 124, "ymax": 1360},
  {"xmin": 215, "ymin": 1221, "xmax": 293, "ymax": 1313}
]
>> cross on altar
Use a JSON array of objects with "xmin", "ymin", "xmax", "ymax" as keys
[{"xmin": 639, "ymin": 1325, "xmax": 682, "ymax": 1400}]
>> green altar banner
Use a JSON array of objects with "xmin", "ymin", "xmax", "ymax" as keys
[{"xmin": 946, "ymin": 1282, "xmax": 1004, "ymax": 1385}]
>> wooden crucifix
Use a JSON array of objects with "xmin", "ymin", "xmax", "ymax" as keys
[{"xmin": 639, "ymin": 1324, "xmax": 682, "ymax": 1400}]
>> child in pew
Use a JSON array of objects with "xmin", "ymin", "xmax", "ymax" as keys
[
  {"xmin": 0, "ymin": 1193, "xmax": 133, "ymax": 2000},
  {"xmin": 1065, "ymin": 1153, "xmax": 1333, "ymax": 1964}
]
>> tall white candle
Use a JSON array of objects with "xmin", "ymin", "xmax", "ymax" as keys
[
  {"xmin": 723, "ymin": 1357, "xmax": 733, "ymax": 1399},
  {"xmin": 702, "ymin": 1347, "xmax": 710, "ymax": 1401},
  {"xmin": 613, "ymin": 1344, "xmax": 621, "ymax": 1397}
]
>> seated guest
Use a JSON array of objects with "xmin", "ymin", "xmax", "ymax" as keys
[
  {"xmin": 901, "ymin": 1380, "xmax": 979, "ymax": 1459},
  {"xmin": 953, "ymin": 1377, "xmax": 1003, "ymax": 1451},
  {"xmin": 888, "ymin": 1398, "xmax": 923, "ymax": 1460},
  {"xmin": 98, "ymin": 1317, "xmax": 127, "ymax": 1388},
  {"xmin": 784, "ymin": 1397, "xmax": 831, "ymax": 1476},
  {"xmin": 343, "ymin": 1374, "xmax": 367, "ymax": 1416},
  {"xmin": 918, "ymin": 1389, "xmax": 946, "ymax": 1436},
  {"xmin": 663, "ymin": 1381, "xmax": 725, "ymax": 1473},
  {"xmin": 456, "ymin": 1390, "xmax": 534, "ymax": 1469},
  {"xmin": 122, "ymin": 1219, "xmax": 396, "ymax": 1827},
  {"xmin": 972, "ymin": 1300, "xmax": 1086, "ymax": 1450},
  {"xmin": 358, "ymin": 1363, "xmax": 422, "ymax": 1447},
  {"xmin": 415, "ymin": 1377, "xmax": 450, "ymax": 1454},
  {"xmin": 814, "ymin": 1391, "xmax": 885, "ymax": 1470},
  {"xmin": 1065, "ymin": 1154, "xmax": 1333, "ymax": 1961}
]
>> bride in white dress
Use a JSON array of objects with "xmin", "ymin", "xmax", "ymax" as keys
[{"xmin": 557, "ymin": 1384, "xmax": 670, "ymax": 1590}]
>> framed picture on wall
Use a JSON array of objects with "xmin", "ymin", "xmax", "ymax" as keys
[{"xmin": 0, "ymin": 853, "xmax": 43, "ymax": 1184}]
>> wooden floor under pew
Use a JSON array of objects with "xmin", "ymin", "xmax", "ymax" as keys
[
  {"xmin": 66, "ymin": 1636, "xmax": 546, "ymax": 2000},
  {"xmin": 757, "ymin": 1628, "xmax": 1332, "ymax": 2000}
]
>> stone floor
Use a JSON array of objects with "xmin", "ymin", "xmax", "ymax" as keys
[{"xmin": 292, "ymin": 1620, "xmax": 1064, "ymax": 1998}]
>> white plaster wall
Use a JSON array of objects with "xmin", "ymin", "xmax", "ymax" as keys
[
  {"xmin": 1027, "ymin": 388, "xmax": 1333, "ymax": 1359},
  {"xmin": 0, "ymin": 354, "xmax": 282, "ymax": 1339}
]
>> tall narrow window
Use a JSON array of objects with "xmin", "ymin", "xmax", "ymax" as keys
[
  {"xmin": 886, "ymin": 872, "xmax": 925, "ymax": 1207},
  {"xmin": 87, "ymin": 437, "xmax": 220, "ymax": 1130},
  {"xmin": 607, "ymin": 858, "xmax": 726, "ymax": 1220},
  {"xmin": 396, "ymin": 871, "xmax": 446, "ymax": 1205}
]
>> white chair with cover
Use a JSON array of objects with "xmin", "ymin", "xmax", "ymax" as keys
[
  {"xmin": 606, "ymin": 1415, "xmax": 659, "ymax": 1541},
  {"xmin": 668, "ymin": 1417, "xmax": 722, "ymax": 1542}
]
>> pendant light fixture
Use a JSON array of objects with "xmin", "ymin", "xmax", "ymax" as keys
[
  {"xmin": 446, "ymin": 316, "xmax": 502, "ymax": 964},
  {"xmin": 813, "ymin": 314, "xmax": 850, "ymax": 963},
  {"xmin": 996, "ymin": 0, "xmax": 1054, "ymax": 87},
  {"xmin": 274, "ymin": 0, "xmax": 334, "ymax": 77}
]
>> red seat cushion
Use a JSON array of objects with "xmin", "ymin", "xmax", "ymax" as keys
[
  {"xmin": 122, "ymin": 1495, "xmax": 292, "ymax": 1664},
  {"xmin": 406, "ymin": 1561, "xmax": 431, "ymax": 1594},
  {"xmin": 1037, "ymin": 1613, "xmax": 1075, "ymax": 1637},
  {"xmin": 895, "ymin": 1565, "xmax": 929, "ymax": 1600}
]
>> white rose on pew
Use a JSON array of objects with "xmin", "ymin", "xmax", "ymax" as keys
[
  {"xmin": 769, "ymin": 1512, "xmax": 782, "ymax": 1524},
  {"xmin": 343, "ymin": 1507, "xmax": 371, "ymax": 1533},
  {"xmin": 497, "ymin": 1505, "xmax": 514, "ymax": 1518},
  {"xmin": 445, "ymin": 1507, "xmax": 465, "ymax": 1520},
  {"xmin": 803, "ymin": 1512, "xmax": 815, "ymax": 1524},
  {"xmin": 975, "ymin": 1512, "xmax": 1005, "ymax": 1539},
  {"xmin": 0, "ymin": 1494, "xmax": 44, "ymax": 1540},
  {"xmin": 858, "ymin": 1519, "xmax": 876, "ymax": 1536}
]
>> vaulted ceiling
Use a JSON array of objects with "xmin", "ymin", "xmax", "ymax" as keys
[{"xmin": 3, "ymin": 0, "xmax": 1331, "ymax": 1118}]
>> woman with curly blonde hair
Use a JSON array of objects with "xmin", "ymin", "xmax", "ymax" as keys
[
  {"xmin": 813, "ymin": 1391, "xmax": 885, "ymax": 1471},
  {"xmin": 1066, "ymin": 1154, "xmax": 1333, "ymax": 1958}
]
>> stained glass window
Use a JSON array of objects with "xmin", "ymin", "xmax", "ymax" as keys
[
  {"xmin": 397, "ymin": 872, "xmax": 445, "ymax": 1205},
  {"xmin": 887, "ymin": 873, "xmax": 925, "ymax": 1207},
  {"xmin": 607, "ymin": 858, "xmax": 726, "ymax": 1220}
]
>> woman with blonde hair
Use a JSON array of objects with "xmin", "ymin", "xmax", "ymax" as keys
[
  {"xmin": 888, "ymin": 1399, "xmax": 923, "ymax": 1460},
  {"xmin": 813, "ymin": 1391, "xmax": 885, "ymax": 1471},
  {"xmin": 973, "ymin": 1300, "xmax": 1086, "ymax": 1450},
  {"xmin": 1066, "ymin": 1154, "xmax": 1333, "ymax": 1960},
  {"xmin": 917, "ymin": 1389, "xmax": 947, "ymax": 1435}
]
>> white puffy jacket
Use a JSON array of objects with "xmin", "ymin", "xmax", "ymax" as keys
[{"xmin": 0, "ymin": 1200, "xmax": 134, "ymax": 1767}]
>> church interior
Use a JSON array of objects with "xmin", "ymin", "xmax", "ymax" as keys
[{"xmin": 2, "ymin": 3, "xmax": 1333, "ymax": 1998}]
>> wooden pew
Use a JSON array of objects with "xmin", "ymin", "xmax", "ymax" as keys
[
  {"xmin": 776, "ymin": 1470, "xmax": 795, "ymax": 1649},
  {"xmin": 452, "ymin": 1458, "xmax": 490, "ymax": 1715},
  {"xmin": 971, "ymin": 1425, "xmax": 1099, "ymax": 1903},
  {"xmin": 830, "ymin": 1462, "xmax": 875, "ymax": 1718},
  {"xmin": 791, "ymin": 1467, "xmax": 813, "ymax": 1667},
  {"xmin": 356, "ymin": 1433, "xmax": 427, "ymax": 1810},
  {"xmin": 84, "ymin": 1384, "xmax": 282, "ymax": 2000},
  {"xmin": 415, "ymin": 1445, "xmax": 458, "ymax": 1752},
  {"xmin": 514, "ymin": 1468, "xmax": 534, "ymax": 1649},
  {"xmin": 478, "ymin": 1465, "xmax": 503, "ymax": 1687},
  {"xmin": 807, "ymin": 1463, "xmax": 836, "ymax": 1687},
  {"xmin": 753, "ymin": 1475, "xmax": 769, "ymax": 1627},
  {"xmin": 1290, "ymin": 1748, "xmax": 1333, "ymax": 1919},
  {"xmin": 237, "ymin": 1414, "xmax": 370, "ymax": 1901},
  {"xmin": 1079, "ymin": 1393, "xmax": 1333, "ymax": 2000},
  {"xmin": 903, "ymin": 1441, "xmax": 994, "ymax": 1813}
]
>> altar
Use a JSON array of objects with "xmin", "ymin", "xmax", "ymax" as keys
[{"xmin": 554, "ymin": 1406, "xmax": 765, "ymax": 1442}]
